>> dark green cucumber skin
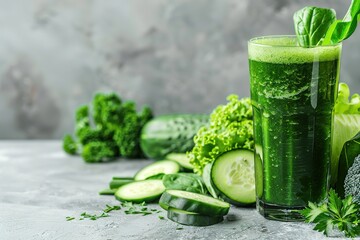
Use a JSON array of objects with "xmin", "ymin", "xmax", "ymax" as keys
[
  {"xmin": 159, "ymin": 191, "xmax": 229, "ymax": 216},
  {"xmin": 114, "ymin": 180, "xmax": 165, "ymax": 203},
  {"xmin": 167, "ymin": 208, "xmax": 223, "ymax": 226},
  {"xmin": 112, "ymin": 177, "xmax": 134, "ymax": 180},
  {"xmin": 109, "ymin": 179, "xmax": 134, "ymax": 189},
  {"xmin": 210, "ymin": 150, "xmax": 255, "ymax": 207},
  {"xmin": 140, "ymin": 114, "xmax": 209, "ymax": 159},
  {"xmin": 214, "ymin": 190, "xmax": 255, "ymax": 207},
  {"xmin": 99, "ymin": 188, "xmax": 116, "ymax": 195},
  {"xmin": 202, "ymin": 163, "xmax": 218, "ymax": 199}
]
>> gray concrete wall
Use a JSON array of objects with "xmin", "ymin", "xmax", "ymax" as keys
[{"xmin": 0, "ymin": 0, "xmax": 359, "ymax": 139}]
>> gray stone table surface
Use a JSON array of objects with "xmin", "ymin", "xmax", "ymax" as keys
[{"xmin": 0, "ymin": 141, "xmax": 352, "ymax": 240}]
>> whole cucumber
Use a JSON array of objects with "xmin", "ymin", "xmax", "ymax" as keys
[{"xmin": 140, "ymin": 114, "xmax": 208, "ymax": 159}]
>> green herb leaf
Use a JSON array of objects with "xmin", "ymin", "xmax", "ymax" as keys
[
  {"xmin": 323, "ymin": 0, "xmax": 360, "ymax": 45},
  {"xmin": 66, "ymin": 216, "xmax": 75, "ymax": 221},
  {"xmin": 79, "ymin": 211, "xmax": 109, "ymax": 220},
  {"xmin": 299, "ymin": 201, "xmax": 327, "ymax": 223},
  {"xmin": 293, "ymin": 6, "xmax": 336, "ymax": 47},
  {"xmin": 299, "ymin": 189, "xmax": 360, "ymax": 238},
  {"xmin": 103, "ymin": 205, "xmax": 121, "ymax": 213},
  {"xmin": 158, "ymin": 216, "xmax": 165, "ymax": 220}
]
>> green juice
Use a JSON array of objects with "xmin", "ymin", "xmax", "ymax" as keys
[{"xmin": 248, "ymin": 36, "xmax": 341, "ymax": 220}]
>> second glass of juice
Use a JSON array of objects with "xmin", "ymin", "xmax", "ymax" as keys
[{"xmin": 248, "ymin": 36, "xmax": 341, "ymax": 221}]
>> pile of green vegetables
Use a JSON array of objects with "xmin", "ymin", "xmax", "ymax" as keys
[
  {"xmin": 64, "ymin": 93, "xmax": 257, "ymax": 226},
  {"xmin": 63, "ymin": 93, "xmax": 209, "ymax": 163},
  {"xmin": 102, "ymin": 95, "xmax": 257, "ymax": 226},
  {"xmin": 62, "ymin": 0, "xmax": 360, "ymax": 231},
  {"xmin": 63, "ymin": 87, "xmax": 359, "ymax": 232},
  {"xmin": 99, "ymin": 155, "xmax": 230, "ymax": 226}
]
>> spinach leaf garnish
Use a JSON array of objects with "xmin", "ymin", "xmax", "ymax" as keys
[
  {"xmin": 323, "ymin": 0, "xmax": 360, "ymax": 45},
  {"xmin": 162, "ymin": 173, "xmax": 208, "ymax": 194},
  {"xmin": 294, "ymin": 0, "xmax": 360, "ymax": 46},
  {"xmin": 293, "ymin": 6, "xmax": 336, "ymax": 47}
]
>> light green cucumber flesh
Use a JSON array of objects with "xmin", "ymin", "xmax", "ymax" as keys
[
  {"xmin": 166, "ymin": 153, "xmax": 194, "ymax": 170},
  {"xmin": 115, "ymin": 180, "xmax": 165, "ymax": 203},
  {"xmin": 211, "ymin": 149, "xmax": 256, "ymax": 206},
  {"xmin": 134, "ymin": 160, "xmax": 180, "ymax": 181}
]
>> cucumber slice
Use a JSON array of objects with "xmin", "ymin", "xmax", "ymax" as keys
[
  {"xmin": 167, "ymin": 207, "xmax": 223, "ymax": 226},
  {"xmin": 115, "ymin": 180, "xmax": 165, "ymax": 203},
  {"xmin": 211, "ymin": 149, "xmax": 256, "ymax": 206},
  {"xmin": 166, "ymin": 153, "xmax": 194, "ymax": 171},
  {"xmin": 202, "ymin": 163, "xmax": 218, "ymax": 199},
  {"xmin": 109, "ymin": 178, "xmax": 134, "ymax": 189},
  {"xmin": 159, "ymin": 190, "xmax": 230, "ymax": 216},
  {"xmin": 134, "ymin": 160, "xmax": 180, "ymax": 181}
]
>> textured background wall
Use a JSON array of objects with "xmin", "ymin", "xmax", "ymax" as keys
[{"xmin": 0, "ymin": 0, "xmax": 359, "ymax": 139}]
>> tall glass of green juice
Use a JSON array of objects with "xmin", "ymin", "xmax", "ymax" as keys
[{"xmin": 248, "ymin": 36, "xmax": 341, "ymax": 221}]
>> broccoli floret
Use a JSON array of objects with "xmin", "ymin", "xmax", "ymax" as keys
[
  {"xmin": 82, "ymin": 141, "xmax": 118, "ymax": 163},
  {"xmin": 344, "ymin": 154, "xmax": 360, "ymax": 204},
  {"xmin": 62, "ymin": 134, "xmax": 78, "ymax": 155},
  {"xmin": 74, "ymin": 105, "xmax": 103, "ymax": 145},
  {"xmin": 63, "ymin": 92, "xmax": 153, "ymax": 162},
  {"xmin": 114, "ymin": 106, "xmax": 153, "ymax": 158},
  {"xmin": 93, "ymin": 93, "xmax": 123, "ymax": 128},
  {"xmin": 114, "ymin": 115, "xmax": 141, "ymax": 158},
  {"xmin": 75, "ymin": 105, "xmax": 90, "ymax": 122}
]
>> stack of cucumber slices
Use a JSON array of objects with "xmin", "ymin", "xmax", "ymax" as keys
[
  {"xmin": 99, "ymin": 149, "xmax": 255, "ymax": 226},
  {"xmin": 160, "ymin": 190, "xmax": 229, "ymax": 226}
]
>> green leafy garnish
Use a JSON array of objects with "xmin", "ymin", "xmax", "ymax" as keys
[
  {"xmin": 162, "ymin": 173, "xmax": 208, "ymax": 194},
  {"xmin": 121, "ymin": 201, "xmax": 160, "ymax": 216},
  {"xmin": 299, "ymin": 189, "xmax": 360, "ymax": 238},
  {"xmin": 293, "ymin": 6, "xmax": 336, "ymax": 47},
  {"xmin": 323, "ymin": 0, "xmax": 360, "ymax": 45},
  {"xmin": 80, "ymin": 212, "xmax": 109, "ymax": 221},
  {"xmin": 66, "ymin": 204, "xmax": 122, "ymax": 221},
  {"xmin": 294, "ymin": 0, "xmax": 360, "ymax": 47},
  {"xmin": 66, "ymin": 216, "xmax": 75, "ymax": 221},
  {"xmin": 103, "ymin": 204, "xmax": 121, "ymax": 213}
]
